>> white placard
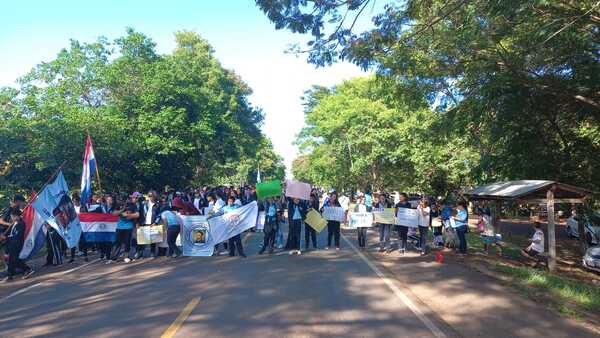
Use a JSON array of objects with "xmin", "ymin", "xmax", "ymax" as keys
[
  {"xmin": 348, "ymin": 212, "xmax": 373, "ymax": 228},
  {"xmin": 322, "ymin": 206, "xmax": 345, "ymax": 222},
  {"xmin": 395, "ymin": 207, "xmax": 419, "ymax": 227}
]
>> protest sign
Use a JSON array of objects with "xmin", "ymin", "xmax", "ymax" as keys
[
  {"xmin": 373, "ymin": 208, "xmax": 395, "ymax": 224},
  {"xmin": 339, "ymin": 196, "xmax": 350, "ymax": 211},
  {"xmin": 395, "ymin": 208, "xmax": 419, "ymax": 227},
  {"xmin": 322, "ymin": 206, "xmax": 345, "ymax": 222},
  {"xmin": 256, "ymin": 180, "xmax": 281, "ymax": 199},
  {"xmin": 348, "ymin": 212, "xmax": 373, "ymax": 228},
  {"xmin": 285, "ymin": 180, "xmax": 311, "ymax": 200},
  {"xmin": 305, "ymin": 208, "xmax": 327, "ymax": 232},
  {"xmin": 136, "ymin": 225, "xmax": 164, "ymax": 244}
]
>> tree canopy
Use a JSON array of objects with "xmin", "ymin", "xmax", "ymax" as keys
[
  {"xmin": 259, "ymin": 0, "xmax": 600, "ymax": 193},
  {"xmin": 0, "ymin": 29, "xmax": 284, "ymax": 201}
]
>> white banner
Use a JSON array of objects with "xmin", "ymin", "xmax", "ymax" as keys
[
  {"xmin": 348, "ymin": 212, "xmax": 373, "ymax": 228},
  {"xmin": 395, "ymin": 207, "xmax": 419, "ymax": 227},
  {"xmin": 322, "ymin": 206, "xmax": 345, "ymax": 222}
]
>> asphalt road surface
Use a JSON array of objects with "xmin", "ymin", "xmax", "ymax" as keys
[{"xmin": 0, "ymin": 227, "xmax": 595, "ymax": 338}]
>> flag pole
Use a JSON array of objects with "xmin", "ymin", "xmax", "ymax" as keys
[{"xmin": 85, "ymin": 129, "xmax": 103, "ymax": 194}]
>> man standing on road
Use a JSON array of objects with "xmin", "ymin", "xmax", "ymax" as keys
[
  {"xmin": 111, "ymin": 193, "xmax": 139, "ymax": 264},
  {"xmin": 1, "ymin": 195, "xmax": 26, "ymax": 254},
  {"xmin": 395, "ymin": 193, "xmax": 412, "ymax": 255},
  {"xmin": 136, "ymin": 191, "xmax": 162, "ymax": 260},
  {"xmin": 5, "ymin": 209, "xmax": 34, "ymax": 281}
]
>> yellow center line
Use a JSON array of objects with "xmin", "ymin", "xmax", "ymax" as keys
[{"xmin": 161, "ymin": 297, "xmax": 201, "ymax": 338}]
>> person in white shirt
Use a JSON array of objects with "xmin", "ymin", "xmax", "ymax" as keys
[
  {"xmin": 522, "ymin": 222, "xmax": 544, "ymax": 257},
  {"xmin": 416, "ymin": 199, "xmax": 431, "ymax": 255},
  {"xmin": 354, "ymin": 196, "xmax": 368, "ymax": 249}
]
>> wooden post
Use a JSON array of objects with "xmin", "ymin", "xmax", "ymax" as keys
[{"xmin": 547, "ymin": 189, "xmax": 556, "ymax": 272}]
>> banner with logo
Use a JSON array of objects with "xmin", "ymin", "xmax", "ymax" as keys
[
  {"xmin": 136, "ymin": 225, "xmax": 164, "ymax": 244},
  {"xmin": 181, "ymin": 202, "xmax": 258, "ymax": 256}
]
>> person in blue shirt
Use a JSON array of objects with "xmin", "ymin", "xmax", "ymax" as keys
[
  {"xmin": 452, "ymin": 201, "xmax": 469, "ymax": 255},
  {"xmin": 161, "ymin": 205, "xmax": 183, "ymax": 258},
  {"xmin": 110, "ymin": 193, "xmax": 140, "ymax": 264},
  {"xmin": 259, "ymin": 197, "xmax": 279, "ymax": 255},
  {"xmin": 223, "ymin": 196, "xmax": 246, "ymax": 258},
  {"xmin": 287, "ymin": 197, "xmax": 307, "ymax": 255}
]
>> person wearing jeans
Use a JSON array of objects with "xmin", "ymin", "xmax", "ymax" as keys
[
  {"xmin": 395, "ymin": 193, "xmax": 412, "ymax": 254},
  {"xmin": 161, "ymin": 206, "xmax": 182, "ymax": 257},
  {"xmin": 452, "ymin": 202, "xmax": 469, "ymax": 255},
  {"xmin": 374, "ymin": 194, "xmax": 393, "ymax": 253},
  {"xmin": 111, "ymin": 194, "xmax": 139, "ymax": 263}
]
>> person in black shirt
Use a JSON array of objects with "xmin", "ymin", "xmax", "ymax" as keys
[
  {"xmin": 395, "ymin": 193, "xmax": 412, "ymax": 254},
  {"xmin": 5, "ymin": 209, "xmax": 34, "ymax": 281},
  {"xmin": 1, "ymin": 195, "xmax": 26, "ymax": 234}
]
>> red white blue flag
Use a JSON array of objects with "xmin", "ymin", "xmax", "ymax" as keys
[
  {"xmin": 80, "ymin": 135, "xmax": 96, "ymax": 205},
  {"xmin": 20, "ymin": 192, "xmax": 48, "ymax": 259},
  {"xmin": 79, "ymin": 213, "xmax": 118, "ymax": 242}
]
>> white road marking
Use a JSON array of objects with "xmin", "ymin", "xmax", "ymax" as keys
[
  {"xmin": 341, "ymin": 234, "xmax": 447, "ymax": 338},
  {"xmin": 60, "ymin": 258, "xmax": 100, "ymax": 275},
  {"xmin": 0, "ymin": 282, "xmax": 44, "ymax": 303}
]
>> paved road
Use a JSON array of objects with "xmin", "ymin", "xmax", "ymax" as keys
[
  {"xmin": 0, "ymin": 230, "xmax": 452, "ymax": 338},
  {"xmin": 0, "ymin": 227, "xmax": 596, "ymax": 338}
]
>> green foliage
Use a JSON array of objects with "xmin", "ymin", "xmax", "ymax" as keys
[
  {"xmin": 293, "ymin": 77, "xmax": 478, "ymax": 195},
  {"xmin": 259, "ymin": 0, "xmax": 600, "ymax": 191},
  {"xmin": 0, "ymin": 29, "xmax": 284, "ymax": 197}
]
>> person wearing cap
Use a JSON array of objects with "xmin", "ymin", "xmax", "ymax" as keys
[
  {"xmin": 5, "ymin": 208, "xmax": 34, "ymax": 281},
  {"xmin": 135, "ymin": 191, "xmax": 162, "ymax": 260},
  {"xmin": 110, "ymin": 193, "xmax": 139, "ymax": 263}
]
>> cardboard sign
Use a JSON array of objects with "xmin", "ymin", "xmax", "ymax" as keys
[
  {"xmin": 256, "ymin": 180, "xmax": 282, "ymax": 199},
  {"xmin": 373, "ymin": 208, "xmax": 395, "ymax": 224},
  {"xmin": 136, "ymin": 225, "xmax": 164, "ymax": 244},
  {"xmin": 322, "ymin": 206, "xmax": 345, "ymax": 222},
  {"xmin": 285, "ymin": 180, "xmax": 311, "ymax": 200},
  {"xmin": 395, "ymin": 208, "xmax": 419, "ymax": 227},
  {"xmin": 348, "ymin": 212, "xmax": 373, "ymax": 228},
  {"xmin": 305, "ymin": 208, "xmax": 327, "ymax": 232}
]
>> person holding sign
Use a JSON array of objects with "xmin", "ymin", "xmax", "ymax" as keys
[
  {"xmin": 287, "ymin": 197, "xmax": 307, "ymax": 255},
  {"xmin": 259, "ymin": 197, "xmax": 280, "ymax": 255},
  {"xmin": 321, "ymin": 191, "xmax": 342, "ymax": 251},
  {"xmin": 223, "ymin": 196, "xmax": 246, "ymax": 258},
  {"xmin": 417, "ymin": 199, "xmax": 431, "ymax": 255},
  {"xmin": 304, "ymin": 191, "xmax": 320, "ymax": 250},
  {"xmin": 395, "ymin": 193, "xmax": 412, "ymax": 254},
  {"xmin": 354, "ymin": 196, "xmax": 369, "ymax": 249},
  {"xmin": 374, "ymin": 194, "xmax": 394, "ymax": 253}
]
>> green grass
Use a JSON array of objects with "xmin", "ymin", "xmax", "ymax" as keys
[
  {"xmin": 465, "ymin": 231, "xmax": 524, "ymax": 259},
  {"xmin": 490, "ymin": 263, "xmax": 600, "ymax": 314}
]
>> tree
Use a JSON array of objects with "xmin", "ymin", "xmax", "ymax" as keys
[
  {"xmin": 0, "ymin": 29, "xmax": 284, "ymax": 200},
  {"xmin": 294, "ymin": 76, "xmax": 478, "ymax": 195},
  {"xmin": 258, "ymin": 0, "xmax": 600, "ymax": 191}
]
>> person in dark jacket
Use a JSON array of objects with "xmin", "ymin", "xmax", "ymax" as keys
[
  {"xmin": 5, "ymin": 209, "xmax": 34, "ymax": 281},
  {"xmin": 287, "ymin": 197, "xmax": 307, "ymax": 255},
  {"xmin": 135, "ymin": 191, "xmax": 162, "ymax": 259},
  {"xmin": 304, "ymin": 192, "xmax": 319, "ymax": 250},
  {"xmin": 322, "ymin": 191, "xmax": 342, "ymax": 251},
  {"xmin": 395, "ymin": 193, "xmax": 412, "ymax": 254},
  {"xmin": 43, "ymin": 224, "xmax": 63, "ymax": 266},
  {"xmin": 259, "ymin": 197, "xmax": 279, "ymax": 255}
]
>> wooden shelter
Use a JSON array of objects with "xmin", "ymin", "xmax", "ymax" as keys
[{"xmin": 463, "ymin": 180, "xmax": 592, "ymax": 271}]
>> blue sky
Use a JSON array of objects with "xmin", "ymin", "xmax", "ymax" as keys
[{"xmin": 0, "ymin": 0, "xmax": 372, "ymax": 176}]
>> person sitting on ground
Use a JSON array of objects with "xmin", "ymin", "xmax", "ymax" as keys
[{"xmin": 521, "ymin": 222, "xmax": 544, "ymax": 257}]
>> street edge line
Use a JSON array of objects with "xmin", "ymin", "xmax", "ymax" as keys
[{"xmin": 341, "ymin": 234, "xmax": 447, "ymax": 338}]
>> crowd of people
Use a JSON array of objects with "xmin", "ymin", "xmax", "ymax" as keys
[{"xmin": 1, "ymin": 185, "xmax": 546, "ymax": 282}]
